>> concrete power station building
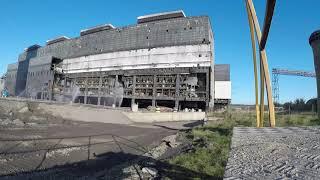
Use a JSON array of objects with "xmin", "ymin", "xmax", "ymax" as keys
[{"xmin": 5, "ymin": 10, "xmax": 231, "ymax": 110}]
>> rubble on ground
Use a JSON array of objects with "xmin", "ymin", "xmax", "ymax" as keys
[
  {"xmin": 18, "ymin": 106, "xmax": 29, "ymax": 113},
  {"xmin": 147, "ymin": 106, "xmax": 173, "ymax": 112}
]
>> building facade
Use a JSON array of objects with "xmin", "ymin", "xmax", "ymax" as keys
[{"xmin": 5, "ymin": 10, "xmax": 230, "ymax": 110}]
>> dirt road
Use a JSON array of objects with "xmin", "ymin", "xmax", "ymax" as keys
[{"xmin": 0, "ymin": 120, "xmax": 194, "ymax": 179}]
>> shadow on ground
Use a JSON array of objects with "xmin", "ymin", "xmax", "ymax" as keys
[
  {"xmin": 0, "ymin": 132, "xmax": 217, "ymax": 180},
  {"xmin": 1, "ymin": 151, "xmax": 216, "ymax": 180},
  {"xmin": 153, "ymin": 120, "xmax": 204, "ymax": 131}
]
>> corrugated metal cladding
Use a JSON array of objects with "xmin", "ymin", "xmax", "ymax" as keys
[{"xmin": 214, "ymin": 64, "xmax": 230, "ymax": 81}]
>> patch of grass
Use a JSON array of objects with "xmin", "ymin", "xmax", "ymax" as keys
[
  {"xmin": 169, "ymin": 121, "xmax": 233, "ymax": 179},
  {"xmin": 276, "ymin": 113, "xmax": 320, "ymax": 126},
  {"xmin": 168, "ymin": 111, "xmax": 319, "ymax": 179}
]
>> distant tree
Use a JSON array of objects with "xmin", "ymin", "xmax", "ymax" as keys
[
  {"xmin": 282, "ymin": 98, "xmax": 311, "ymax": 112},
  {"xmin": 274, "ymin": 101, "xmax": 282, "ymax": 107}
]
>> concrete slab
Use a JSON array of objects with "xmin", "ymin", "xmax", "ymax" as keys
[
  {"xmin": 39, "ymin": 103, "xmax": 133, "ymax": 125},
  {"xmin": 224, "ymin": 127, "xmax": 320, "ymax": 179},
  {"xmin": 0, "ymin": 120, "xmax": 177, "ymax": 177}
]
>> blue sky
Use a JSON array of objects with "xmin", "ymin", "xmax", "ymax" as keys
[{"xmin": 0, "ymin": 0, "xmax": 319, "ymax": 104}]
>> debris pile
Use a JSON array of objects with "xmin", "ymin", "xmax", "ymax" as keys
[{"xmin": 147, "ymin": 106, "xmax": 173, "ymax": 112}]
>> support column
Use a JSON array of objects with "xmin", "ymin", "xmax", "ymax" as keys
[
  {"xmin": 84, "ymin": 75, "xmax": 88, "ymax": 104},
  {"xmin": 98, "ymin": 73, "xmax": 102, "ymax": 106},
  {"xmin": 152, "ymin": 75, "xmax": 157, "ymax": 107},
  {"xmin": 48, "ymin": 79, "xmax": 53, "ymax": 101},
  {"xmin": 64, "ymin": 76, "xmax": 67, "ymax": 101},
  {"xmin": 208, "ymin": 69, "xmax": 215, "ymax": 111},
  {"xmin": 131, "ymin": 75, "xmax": 136, "ymax": 106},
  {"xmin": 113, "ymin": 75, "xmax": 118, "ymax": 106},
  {"xmin": 206, "ymin": 72, "xmax": 209, "ymax": 98},
  {"xmin": 175, "ymin": 74, "xmax": 180, "ymax": 110}
]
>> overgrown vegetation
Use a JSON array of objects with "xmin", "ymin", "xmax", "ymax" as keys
[{"xmin": 168, "ymin": 110, "xmax": 320, "ymax": 179}]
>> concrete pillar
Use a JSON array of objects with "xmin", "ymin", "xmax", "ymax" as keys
[
  {"xmin": 152, "ymin": 75, "xmax": 157, "ymax": 107},
  {"xmin": 63, "ymin": 76, "xmax": 67, "ymax": 101},
  {"xmin": 175, "ymin": 74, "xmax": 180, "ymax": 110},
  {"xmin": 84, "ymin": 76, "xmax": 88, "ymax": 104},
  {"xmin": 98, "ymin": 74, "xmax": 102, "ymax": 106},
  {"xmin": 48, "ymin": 80, "xmax": 53, "ymax": 101},
  {"xmin": 152, "ymin": 99, "xmax": 156, "ymax": 107},
  {"xmin": 309, "ymin": 30, "xmax": 320, "ymax": 118},
  {"xmin": 113, "ymin": 75, "xmax": 118, "ymax": 106},
  {"xmin": 130, "ymin": 75, "xmax": 136, "ymax": 107},
  {"xmin": 175, "ymin": 100, "xmax": 179, "ymax": 110},
  {"xmin": 208, "ymin": 68, "xmax": 215, "ymax": 111}
]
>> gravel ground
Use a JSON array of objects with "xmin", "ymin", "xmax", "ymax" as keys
[
  {"xmin": 224, "ymin": 127, "xmax": 320, "ymax": 179},
  {"xmin": 0, "ymin": 99, "xmax": 203, "ymax": 179},
  {"xmin": 0, "ymin": 119, "xmax": 179, "ymax": 179}
]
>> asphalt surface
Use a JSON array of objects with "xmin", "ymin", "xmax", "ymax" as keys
[
  {"xmin": 0, "ymin": 120, "xmax": 198, "ymax": 179},
  {"xmin": 224, "ymin": 127, "xmax": 320, "ymax": 179}
]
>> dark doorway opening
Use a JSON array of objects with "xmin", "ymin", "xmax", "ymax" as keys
[
  {"xmin": 121, "ymin": 98, "xmax": 131, "ymax": 107},
  {"xmin": 135, "ymin": 99, "xmax": 152, "ymax": 108},
  {"xmin": 75, "ymin": 96, "xmax": 85, "ymax": 104},
  {"xmin": 87, "ymin": 97, "xmax": 98, "ymax": 105},
  {"xmin": 156, "ymin": 100, "xmax": 175, "ymax": 108}
]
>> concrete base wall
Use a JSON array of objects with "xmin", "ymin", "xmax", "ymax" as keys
[
  {"xmin": 0, "ymin": 98, "xmax": 205, "ymax": 124},
  {"xmin": 0, "ymin": 98, "xmax": 29, "ymax": 113},
  {"xmin": 123, "ymin": 112, "xmax": 205, "ymax": 123},
  {"xmin": 38, "ymin": 103, "xmax": 133, "ymax": 124}
]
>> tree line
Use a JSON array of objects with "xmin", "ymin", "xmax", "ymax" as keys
[{"xmin": 275, "ymin": 98, "xmax": 316, "ymax": 112}]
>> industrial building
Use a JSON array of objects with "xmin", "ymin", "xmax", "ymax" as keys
[{"xmin": 5, "ymin": 10, "xmax": 231, "ymax": 110}]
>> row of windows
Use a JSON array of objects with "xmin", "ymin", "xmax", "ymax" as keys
[
  {"xmin": 6, "ymin": 70, "xmax": 53, "ymax": 79},
  {"xmin": 7, "ymin": 74, "xmax": 16, "ymax": 79},
  {"xmin": 28, "ymin": 70, "xmax": 52, "ymax": 77}
]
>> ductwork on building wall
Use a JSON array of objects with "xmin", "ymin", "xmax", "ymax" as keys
[
  {"xmin": 46, "ymin": 36, "xmax": 70, "ymax": 45},
  {"xmin": 137, "ymin": 10, "xmax": 186, "ymax": 24},
  {"xmin": 80, "ymin": 24, "xmax": 115, "ymax": 36}
]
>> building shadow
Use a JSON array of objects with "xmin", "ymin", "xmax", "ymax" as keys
[
  {"xmin": 0, "ymin": 151, "xmax": 217, "ymax": 180},
  {"xmin": 0, "ymin": 133, "xmax": 218, "ymax": 180},
  {"xmin": 152, "ymin": 120, "xmax": 204, "ymax": 131}
]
